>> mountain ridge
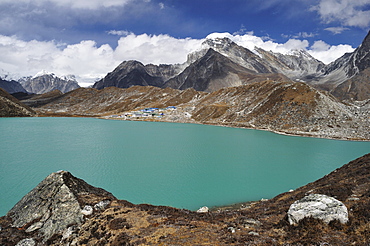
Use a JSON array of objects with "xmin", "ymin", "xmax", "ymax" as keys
[
  {"xmin": 19, "ymin": 73, "xmax": 80, "ymax": 94},
  {"xmin": 93, "ymin": 31, "xmax": 370, "ymax": 102}
]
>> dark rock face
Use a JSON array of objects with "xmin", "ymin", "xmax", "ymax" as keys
[
  {"xmin": 0, "ymin": 88, "xmax": 36, "ymax": 117},
  {"xmin": 6, "ymin": 171, "xmax": 115, "ymax": 242},
  {"xmin": 20, "ymin": 74, "xmax": 80, "ymax": 94},
  {"xmin": 93, "ymin": 61, "xmax": 183, "ymax": 90},
  {"xmin": 346, "ymin": 31, "xmax": 370, "ymax": 77},
  {"xmin": 0, "ymin": 79, "xmax": 27, "ymax": 94}
]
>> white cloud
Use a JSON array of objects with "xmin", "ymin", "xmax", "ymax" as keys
[
  {"xmin": 308, "ymin": 40, "xmax": 354, "ymax": 64},
  {"xmin": 0, "ymin": 32, "xmax": 355, "ymax": 87},
  {"xmin": 114, "ymin": 33, "xmax": 203, "ymax": 65},
  {"xmin": 0, "ymin": 34, "xmax": 203, "ymax": 85},
  {"xmin": 324, "ymin": 27, "xmax": 350, "ymax": 34},
  {"xmin": 206, "ymin": 32, "xmax": 310, "ymax": 54},
  {"xmin": 107, "ymin": 30, "xmax": 133, "ymax": 36},
  {"xmin": 0, "ymin": 0, "xmax": 133, "ymax": 9},
  {"xmin": 292, "ymin": 32, "xmax": 317, "ymax": 38},
  {"xmin": 312, "ymin": 0, "xmax": 370, "ymax": 28}
]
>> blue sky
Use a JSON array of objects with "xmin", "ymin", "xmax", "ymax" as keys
[{"xmin": 0, "ymin": 0, "xmax": 369, "ymax": 85}]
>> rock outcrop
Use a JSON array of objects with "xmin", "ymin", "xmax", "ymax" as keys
[
  {"xmin": 6, "ymin": 171, "xmax": 115, "ymax": 242},
  {"xmin": 0, "ymin": 88, "xmax": 36, "ymax": 117},
  {"xmin": 287, "ymin": 194, "xmax": 348, "ymax": 225}
]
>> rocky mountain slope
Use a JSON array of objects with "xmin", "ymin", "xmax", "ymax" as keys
[
  {"xmin": 93, "ymin": 60, "xmax": 184, "ymax": 90},
  {"xmin": 164, "ymin": 49, "xmax": 289, "ymax": 92},
  {"xmin": 309, "ymin": 31, "xmax": 370, "ymax": 96},
  {"xmin": 19, "ymin": 72, "xmax": 80, "ymax": 94},
  {"xmin": 1, "ymin": 153, "xmax": 369, "ymax": 245},
  {"xmin": 0, "ymin": 78, "xmax": 27, "ymax": 94},
  {"xmin": 94, "ymin": 31, "xmax": 370, "ymax": 102},
  {"xmin": 30, "ymin": 80, "xmax": 369, "ymax": 140},
  {"xmin": 0, "ymin": 88, "xmax": 36, "ymax": 117},
  {"xmin": 331, "ymin": 67, "xmax": 370, "ymax": 101}
]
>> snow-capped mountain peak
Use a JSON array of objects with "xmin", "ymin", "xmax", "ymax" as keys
[{"xmin": 33, "ymin": 70, "xmax": 56, "ymax": 79}]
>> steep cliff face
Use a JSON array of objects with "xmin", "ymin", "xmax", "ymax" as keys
[
  {"xmin": 20, "ymin": 73, "xmax": 80, "ymax": 94},
  {"xmin": 0, "ymin": 88, "xmax": 36, "ymax": 117},
  {"xmin": 1, "ymin": 154, "xmax": 370, "ymax": 245},
  {"xmin": 309, "ymin": 31, "xmax": 370, "ymax": 99}
]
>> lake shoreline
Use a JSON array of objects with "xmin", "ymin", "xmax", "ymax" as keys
[
  {"xmin": 98, "ymin": 115, "xmax": 370, "ymax": 142},
  {"xmin": 36, "ymin": 113, "xmax": 369, "ymax": 141}
]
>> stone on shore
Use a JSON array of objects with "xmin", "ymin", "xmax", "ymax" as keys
[{"xmin": 197, "ymin": 206, "xmax": 209, "ymax": 213}]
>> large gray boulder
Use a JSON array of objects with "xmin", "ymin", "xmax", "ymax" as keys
[
  {"xmin": 287, "ymin": 194, "xmax": 348, "ymax": 225},
  {"xmin": 7, "ymin": 171, "xmax": 116, "ymax": 241}
]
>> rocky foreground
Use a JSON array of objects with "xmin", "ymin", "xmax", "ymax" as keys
[{"xmin": 1, "ymin": 153, "xmax": 370, "ymax": 245}]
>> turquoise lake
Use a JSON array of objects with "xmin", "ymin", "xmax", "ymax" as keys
[{"xmin": 1, "ymin": 117, "xmax": 369, "ymax": 216}]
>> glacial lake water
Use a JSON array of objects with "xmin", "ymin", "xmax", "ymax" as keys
[{"xmin": 1, "ymin": 117, "xmax": 369, "ymax": 216}]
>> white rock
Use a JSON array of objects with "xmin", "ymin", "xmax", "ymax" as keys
[
  {"xmin": 287, "ymin": 194, "xmax": 348, "ymax": 225},
  {"xmin": 25, "ymin": 222, "xmax": 43, "ymax": 232},
  {"xmin": 228, "ymin": 227, "xmax": 236, "ymax": 233},
  {"xmin": 81, "ymin": 205, "xmax": 93, "ymax": 216},
  {"xmin": 196, "ymin": 206, "xmax": 209, "ymax": 213},
  {"xmin": 16, "ymin": 238, "xmax": 36, "ymax": 246},
  {"xmin": 248, "ymin": 231, "xmax": 259, "ymax": 236},
  {"xmin": 94, "ymin": 200, "xmax": 110, "ymax": 210},
  {"xmin": 62, "ymin": 226, "xmax": 75, "ymax": 240}
]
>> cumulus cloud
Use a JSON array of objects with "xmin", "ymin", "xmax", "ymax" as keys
[
  {"xmin": 312, "ymin": 0, "xmax": 370, "ymax": 28},
  {"xmin": 308, "ymin": 40, "xmax": 354, "ymax": 64},
  {"xmin": 114, "ymin": 33, "xmax": 203, "ymax": 65},
  {"xmin": 0, "ymin": 32, "xmax": 355, "ymax": 86},
  {"xmin": 0, "ymin": 34, "xmax": 203, "ymax": 85}
]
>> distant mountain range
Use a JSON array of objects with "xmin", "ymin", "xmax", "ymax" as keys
[
  {"xmin": 1, "ymin": 31, "xmax": 369, "ymax": 101},
  {"xmin": 94, "ymin": 31, "xmax": 370, "ymax": 101},
  {"xmin": 0, "ymin": 71, "xmax": 80, "ymax": 95}
]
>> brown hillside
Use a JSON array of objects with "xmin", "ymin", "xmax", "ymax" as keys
[{"xmin": 0, "ymin": 88, "xmax": 36, "ymax": 117}]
